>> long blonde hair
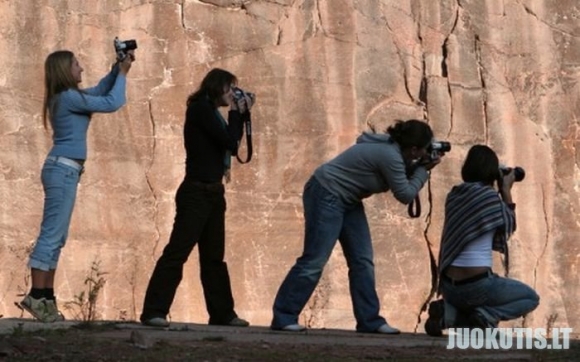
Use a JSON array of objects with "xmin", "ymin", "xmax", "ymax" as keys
[{"xmin": 42, "ymin": 50, "xmax": 79, "ymax": 129}]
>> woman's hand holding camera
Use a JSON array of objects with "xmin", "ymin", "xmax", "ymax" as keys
[
  {"xmin": 418, "ymin": 152, "xmax": 444, "ymax": 171},
  {"xmin": 501, "ymin": 169, "xmax": 516, "ymax": 190},
  {"xmin": 118, "ymin": 50, "xmax": 135, "ymax": 75},
  {"xmin": 499, "ymin": 169, "xmax": 515, "ymax": 205},
  {"xmin": 230, "ymin": 89, "xmax": 255, "ymax": 114},
  {"xmin": 239, "ymin": 94, "xmax": 255, "ymax": 113},
  {"xmin": 423, "ymin": 156, "xmax": 442, "ymax": 171}
]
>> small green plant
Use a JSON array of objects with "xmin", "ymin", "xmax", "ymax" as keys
[
  {"xmin": 64, "ymin": 260, "xmax": 108, "ymax": 322},
  {"xmin": 546, "ymin": 313, "xmax": 558, "ymax": 337},
  {"xmin": 10, "ymin": 322, "xmax": 25, "ymax": 337}
]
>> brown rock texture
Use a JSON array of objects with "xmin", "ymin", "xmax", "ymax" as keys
[{"xmin": 0, "ymin": 0, "xmax": 578, "ymax": 333}]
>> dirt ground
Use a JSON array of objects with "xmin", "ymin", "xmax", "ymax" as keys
[{"xmin": 0, "ymin": 319, "xmax": 578, "ymax": 361}]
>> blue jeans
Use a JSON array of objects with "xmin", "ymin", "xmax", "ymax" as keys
[
  {"xmin": 271, "ymin": 176, "xmax": 386, "ymax": 332},
  {"xmin": 29, "ymin": 158, "xmax": 81, "ymax": 271},
  {"xmin": 441, "ymin": 273, "xmax": 540, "ymax": 326}
]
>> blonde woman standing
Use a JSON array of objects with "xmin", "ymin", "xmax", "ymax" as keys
[{"xmin": 20, "ymin": 49, "xmax": 134, "ymax": 322}]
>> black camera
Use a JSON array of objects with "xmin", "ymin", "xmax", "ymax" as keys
[
  {"xmin": 500, "ymin": 166, "xmax": 525, "ymax": 182},
  {"xmin": 114, "ymin": 37, "xmax": 137, "ymax": 61},
  {"xmin": 232, "ymin": 87, "xmax": 255, "ymax": 105},
  {"xmin": 427, "ymin": 140, "xmax": 451, "ymax": 161}
]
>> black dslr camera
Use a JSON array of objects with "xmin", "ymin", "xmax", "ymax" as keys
[
  {"xmin": 232, "ymin": 87, "xmax": 255, "ymax": 107},
  {"xmin": 114, "ymin": 37, "xmax": 138, "ymax": 61},
  {"xmin": 406, "ymin": 140, "xmax": 450, "ymax": 219},
  {"xmin": 410, "ymin": 140, "xmax": 451, "ymax": 169},
  {"xmin": 426, "ymin": 140, "xmax": 451, "ymax": 162},
  {"xmin": 500, "ymin": 165, "xmax": 525, "ymax": 182}
]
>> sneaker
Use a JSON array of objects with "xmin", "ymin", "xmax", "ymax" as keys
[
  {"xmin": 425, "ymin": 299, "xmax": 445, "ymax": 337},
  {"xmin": 469, "ymin": 310, "xmax": 496, "ymax": 328},
  {"xmin": 228, "ymin": 317, "xmax": 250, "ymax": 327},
  {"xmin": 19, "ymin": 295, "xmax": 56, "ymax": 323},
  {"xmin": 142, "ymin": 317, "xmax": 170, "ymax": 328},
  {"xmin": 45, "ymin": 299, "xmax": 65, "ymax": 322},
  {"xmin": 376, "ymin": 323, "xmax": 400, "ymax": 334},
  {"xmin": 281, "ymin": 324, "xmax": 306, "ymax": 332}
]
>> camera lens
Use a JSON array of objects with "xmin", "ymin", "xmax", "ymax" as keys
[
  {"xmin": 514, "ymin": 167, "xmax": 525, "ymax": 182},
  {"xmin": 501, "ymin": 166, "xmax": 525, "ymax": 182}
]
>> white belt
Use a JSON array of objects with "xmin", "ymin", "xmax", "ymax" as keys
[{"xmin": 46, "ymin": 156, "xmax": 84, "ymax": 172}]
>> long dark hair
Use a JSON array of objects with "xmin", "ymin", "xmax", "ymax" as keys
[
  {"xmin": 461, "ymin": 145, "xmax": 500, "ymax": 185},
  {"xmin": 386, "ymin": 119, "xmax": 433, "ymax": 150},
  {"xmin": 187, "ymin": 68, "xmax": 237, "ymax": 107},
  {"xmin": 43, "ymin": 50, "xmax": 79, "ymax": 129}
]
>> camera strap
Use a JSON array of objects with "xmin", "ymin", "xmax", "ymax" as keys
[
  {"xmin": 408, "ymin": 195, "xmax": 421, "ymax": 218},
  {"xmin": 236, "ymin": 114, "xmax": 253, "ymax": 164},
  {"xmin": 405, "ymin": 162, "xmax": 421, "ymax": 218}
]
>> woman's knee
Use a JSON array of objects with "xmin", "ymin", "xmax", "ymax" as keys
[
  {"xmin": 528, "ymin": 289, "xmax": 540, "ymax": 310},
  {"xmin": 294, "ymin": 257, "xmax": 327, "ymax": 279},
  {"xmin": 347, "ymin": 257, "xmax": 374, "ymax": 276}
]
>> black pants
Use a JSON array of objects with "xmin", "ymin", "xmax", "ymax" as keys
[{"xmin": 140, "ymin": 179, "xmax": 237, "ymax": 325}]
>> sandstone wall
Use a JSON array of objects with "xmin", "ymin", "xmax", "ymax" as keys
[{"xmin": 1, "ymin": 0, "xmax": 578, "ymax": 333}]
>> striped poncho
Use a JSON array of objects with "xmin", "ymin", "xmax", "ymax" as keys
[{"xmin": 438, "ymin": 182, "xmax": 516, "ymax": 277}]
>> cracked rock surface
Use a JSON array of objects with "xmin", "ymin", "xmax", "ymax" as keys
[{"xmin": 0, "ymin": 0, "xmax": 578, "ymax": 333}]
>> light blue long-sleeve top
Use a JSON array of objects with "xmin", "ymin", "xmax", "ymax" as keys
[{"xmin": 48, "ymin": 65, "xmax": 127, "ymax": 160}]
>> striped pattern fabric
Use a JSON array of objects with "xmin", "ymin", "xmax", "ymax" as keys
[{"xmin": 438, "ymin": 182, "xmax": 516, "ymax": 276}]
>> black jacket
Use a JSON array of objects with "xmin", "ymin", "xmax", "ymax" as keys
[{"xmin": 184, "ymin": 97, "xmax": 244, "ymax": 183}]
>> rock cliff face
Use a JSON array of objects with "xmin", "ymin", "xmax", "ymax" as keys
[{"xmin": 1, "ymin": 0, "xmax": 578, "ymax": 332}]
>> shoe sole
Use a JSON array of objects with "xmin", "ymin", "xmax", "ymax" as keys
[
  {"xmin": 228, "ymin": 319, "xmax": 250, "ymax": 327},
  {"xmin": 209, "ymin": 319, "xmax": 250, "ymax": 327},
  {"xmin": 375, "ymin": 328, "xmax": 401, "ymax": 334},
  {"xmin": 141, "ymin": 320, "xmax": 170, "ymax": 328}
]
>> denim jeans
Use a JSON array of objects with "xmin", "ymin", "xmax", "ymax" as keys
[
  {"xmin": 271, "ymin": 176, "xmax": 386, "ymax": 332},
  {"xmin": 141, "ymin": 179, "xmax": 238, "ymax": 325},
  {"xmin": 29, "ymin": 158, "xmax": 81, "ymax": 271},
  {"xmin": 441, "ymin": 273, "xmax": 540, "ymax": 326}
]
